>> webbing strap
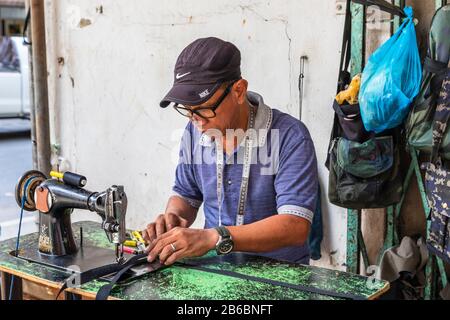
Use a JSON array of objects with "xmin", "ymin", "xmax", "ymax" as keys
[
  {"xmin": 55, "ymin": 253, "xmax": 148, "ymax": 300},
  {"xmin": 95, "ymin": 254, "xmax": 148, "ymax": 300},
  {"xmin": 56, "ymin": 254, "xmax": 369, "ymax": 300},
  {"xmin": 176, "ymin": 261, "xmax": 367, "ymax": 300}
]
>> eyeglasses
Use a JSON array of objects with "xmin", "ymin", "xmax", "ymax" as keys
[{"xmin": 173, "ymin": 82, "xmax": 235, "ymax": 119}]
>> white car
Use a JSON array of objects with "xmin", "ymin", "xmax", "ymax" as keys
[{"xmin": 0, "ymin": 36, "xmax": 30, "ymax": 118}]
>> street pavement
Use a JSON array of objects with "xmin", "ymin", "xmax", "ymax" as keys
[{"xmin": 0, "ymin": 119, "xmax": 34, "ymax": 239}]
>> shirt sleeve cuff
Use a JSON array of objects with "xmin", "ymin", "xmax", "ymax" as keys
[
  {"xmin": 278, "ymin": 205, "xmax": 313, "ymax": 223},
  {"xmin": 171, "ymin": 191, "xmax": 203, "ymax": 209}
]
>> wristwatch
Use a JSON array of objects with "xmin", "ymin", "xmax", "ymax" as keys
[{"xmin": 214, "ymin": 226, "xmax": 234, "ymax": 255}]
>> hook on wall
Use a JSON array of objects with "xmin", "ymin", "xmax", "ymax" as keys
[{"xmin": 298, "ymin": 55, "xmax": 309, "ymax": 121}]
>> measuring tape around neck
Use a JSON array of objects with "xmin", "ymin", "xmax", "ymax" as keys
[{"xmin": 216, "ymin": 105, "xmax": 256, "ymax": 226}]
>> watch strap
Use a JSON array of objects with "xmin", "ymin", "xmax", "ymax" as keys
[{"xmin": 215, "ymin": 226, "xmax": 231, "ymax": 239}]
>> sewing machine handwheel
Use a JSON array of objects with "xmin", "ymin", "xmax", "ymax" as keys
[{"xmin": 15, "ymin": 170, "xmax": 47, "ymax": 211}]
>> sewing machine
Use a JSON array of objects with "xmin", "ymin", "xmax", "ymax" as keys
[{"xmin": 12, "ymin": 170, "xmax": 153, "ymax": 277}]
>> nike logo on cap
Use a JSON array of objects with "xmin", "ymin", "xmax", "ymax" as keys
[{"xmin": 176, "ymin": 72, "xmax": 191, "ymax": 79}]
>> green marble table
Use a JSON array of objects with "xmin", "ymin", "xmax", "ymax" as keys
[{"xmin": 0, "ymin": 221, "xmax": 389, "ymax": 300}]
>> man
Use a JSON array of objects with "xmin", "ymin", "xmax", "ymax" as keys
[
  {"xmin": 0, "ymin": 36, "xmax": 20, "ymax": 71},
  {"xmin": 143, "ymin": 37, "xmax": 318, "ymax": 266}
]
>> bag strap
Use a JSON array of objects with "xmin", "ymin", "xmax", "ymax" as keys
[
  {"xmin": 426, "ymin": 57, "xmax": 450, "ymax": 99},
  {"xmin": 431, "ymin": 63, "xmax": 450, "ymax": 164},
  {"xmin": 326, "ymin": 0, "xmax": 352, "ymax": 169},
  {"xmin": 424, "ymin": 57, "xmax": 448, "ymax": 75},
  {"xmin": 337, "ymin": 0, "xmax": 352, "ymax": 93}
]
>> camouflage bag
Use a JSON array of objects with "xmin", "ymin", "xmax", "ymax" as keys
[
  {"xmin": 406, "ymin": 5, "xmax": 450, "ymax": 159},
  {"xmin": 328, "ymin": 133, "xmax": 403, "ymax": 209},
  {"xmin": 425, "ymin": 67, "xmax": 450, "ymax": 264}
]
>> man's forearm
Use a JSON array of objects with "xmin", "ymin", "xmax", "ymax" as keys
[
  {"xmin": 225, "ymin": 215, "xmax": 310, "ymax": 253},
  {"xmin": 165, "ymin": 195, "xmax": 199, "ymax": 227}
]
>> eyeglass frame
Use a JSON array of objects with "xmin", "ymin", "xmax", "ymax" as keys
[{"xmin": 172, "ymin": 81, "xmax": 236, "ymax": 119}]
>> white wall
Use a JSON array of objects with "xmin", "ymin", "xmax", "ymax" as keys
[{"xmin": 44, "ymin": 0, "xmax": 347, "ymax": 270}]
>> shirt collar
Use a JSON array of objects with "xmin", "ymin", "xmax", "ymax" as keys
[{"xmin": 198, "ymin": 91, "xmax": 273, "ymax": 148}]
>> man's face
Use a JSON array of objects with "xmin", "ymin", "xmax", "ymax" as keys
[{"xmin": 185, "ymin": 79, "xmax": 248, "ymax": 136}]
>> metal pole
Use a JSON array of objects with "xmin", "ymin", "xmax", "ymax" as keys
[
  {"xmin": 25, "ymin": 0, "xmax": 38, "ymax": 170},
  {"xmin": 346, "ymin": 0, "xmax": 366, "ymax": 275},
  {"xmin": 30, "ymin": 0, "xmax": 51, "ymax": 176}
]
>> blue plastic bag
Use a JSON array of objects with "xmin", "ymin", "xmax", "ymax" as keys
[{"xmin": 359, "ymin": 7, "xmax": 422, "ymax": 134}]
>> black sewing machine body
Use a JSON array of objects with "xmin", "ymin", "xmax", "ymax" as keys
[
  {"xmin": 34, "ymin": 178, "xmax": 126, "ymax": 257},
  {"xmin": 12, "ymin": 170, "xmax": 153, "ymax": 280}
]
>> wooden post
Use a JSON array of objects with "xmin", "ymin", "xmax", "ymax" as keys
[
  {"xmin": 0, "ymin": 272, "xmax": 23, "ymax": 300},
  {"xmin": 30, "ymin": 0, "xmax": 51, "ymax": 176},
  {"xmin": 25, "ymin": 0, "xmax": 38, "ymax": 170}
]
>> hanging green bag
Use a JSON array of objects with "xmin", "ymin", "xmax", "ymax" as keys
[{"xmin": 406, "ymin": 5, "xmax": 450, "ymax": 158}]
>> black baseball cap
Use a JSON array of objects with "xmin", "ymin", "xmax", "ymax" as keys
[{"xmin": 160, "ymin": 37, "xmax": 242, "ymax": 108}]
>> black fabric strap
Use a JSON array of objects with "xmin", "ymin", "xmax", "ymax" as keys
[
  {"xmin": 95, "ymin": 254, "xmax": 148, "ymax": 300},
  {"xmin": 338, "ymin": 0, "xmax": 352, "ymax": 93},
  {"xmin": 425, "ymin": 57, "xmax": 450, "ymax": 98},
  {"xmin": 177, "ymin": 261, "xmax": 367, "ymax": 300},
  {"xmin": 55, "ymin": 253, "xmax": 148, "ymax": 300},
  {"xmin": 424, "ymin": 57, "xmax": 448, "ymax": 75}
]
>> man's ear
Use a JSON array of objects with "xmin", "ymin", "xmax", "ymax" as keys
[{"xmin": 233, "ymin": 79, "xmax": 248, "ymax": 104}]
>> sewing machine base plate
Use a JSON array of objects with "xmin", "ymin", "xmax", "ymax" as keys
[{"xmin": 12, "ymin": 244, "xmax": 160, "ymax": 283}]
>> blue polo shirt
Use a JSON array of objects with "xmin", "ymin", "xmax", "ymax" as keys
[{"xmin": 172, "ymin": 92, "xmax": 319, "ymax": 264}]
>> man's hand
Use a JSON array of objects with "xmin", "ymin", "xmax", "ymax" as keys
[
  {"xmin": 142, "ymin": 213, "xmax": 189, "ymax": 243},
  {"xmin": 146, "ymin": 227, "xmax": 219, "ymax": 266}
]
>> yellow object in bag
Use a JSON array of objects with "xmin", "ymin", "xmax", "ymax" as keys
[{"xmin": 335, "ymin": 74, "xmax": 361, "ymax": 105}]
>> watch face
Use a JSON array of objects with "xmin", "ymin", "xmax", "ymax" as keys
[{"xmin": 218, "ymin": 239, "xmax": 234, "ymax": 255}]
